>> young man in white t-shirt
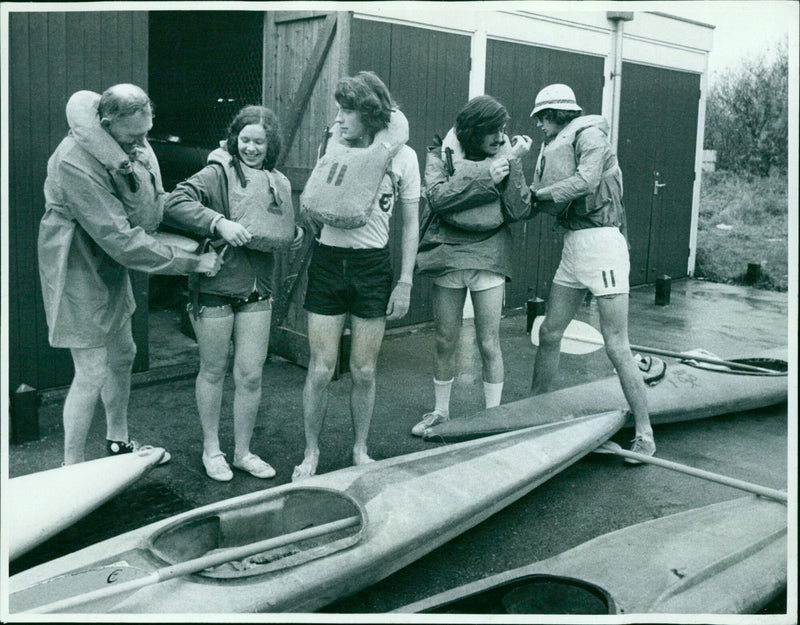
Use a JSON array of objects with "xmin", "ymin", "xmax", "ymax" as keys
[{"xmin": 293, "ymin": 72, "xmax": 420, "ymax": 480}]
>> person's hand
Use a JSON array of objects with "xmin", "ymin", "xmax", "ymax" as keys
[
  {"xmin": 509, "ymin": 135, "xmax": 532, "ymax": 159},
  {"xmin": 386, "ymin": 281, "xmax": 412, "ymax": 320},
  {"xmin": 303, "ymin": 212, "xmax": 324, "ymax": 237},
  {"xmin": 196, "ymin": 251, "xmax": 223, "ymax": 277},
  {"xmin": 215, "ymin": 218, "xmax": 252, "ymax": 247},
  {"xmin": 289, "ymin": 225, "xmax": 305, "ymax": 252},
  {"xmin": 489, "ymin": 158, "xmax": 510, "ymax": 184}
]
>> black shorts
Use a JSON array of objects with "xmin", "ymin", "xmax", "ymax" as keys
[{"xmin": 304, "ymin": 242, "xmax": 392, "ymax": 318}]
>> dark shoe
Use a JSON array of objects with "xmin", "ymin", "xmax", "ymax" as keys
[{"xmin": 106, "ymin": 439, "xmax": 171, "ymax": 465}]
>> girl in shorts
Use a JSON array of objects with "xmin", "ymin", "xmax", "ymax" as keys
[
  {"xmin": 165, "ymin": 106, "xmax": 303, "ymax": 481},
  {"xmin": 293, "ymin": 71, "xmax": 420, "ymax": 479}
]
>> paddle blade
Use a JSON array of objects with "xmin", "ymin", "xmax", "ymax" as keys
[
  {"xmin": 530, "ymin": 317, "xmax": 604, "ymax": 355},
  {"xmin": 592, "ymin": 441, "xmax": 623, "ymax": 455}
]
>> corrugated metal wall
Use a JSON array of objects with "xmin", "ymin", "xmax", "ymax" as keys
[{"xmin": 8, "ymin": 11, "xmax": 150, "ymax": 393}]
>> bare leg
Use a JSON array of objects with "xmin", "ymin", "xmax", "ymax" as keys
[
  {"xmin": 63, "ymin": 347, "xmax": 108, "ymax": 465},
  {"xmin": 101, "ymin": 321, "xmax": 137, "ymax": 443},
  {"xmin": 293, "ymin": 312, "xmax": 346, "ymax": 480},
  {"xmin": 432, "ymin": 285, "xmax": 467, "ymax": 382},
  {"xmin": 596, "ymin": 294, "xmax": 653, "ymax": 439},
  {"xmin": 471, "ymin": 284, "xmax": 505, "ymax": 384},
  {"xmin": 191, "ymin": 311, "xmax": 234, "ymax": 457},
  {"xmin": 530, "ymin": 284, "xmax": 586, "ymax": 394},
  {"xmin": 349, "ymin": 315, "xmax": 386, "ymax": 465},
  {"xmin": 231, "ymin": 308, "xmax": 271, "ymax": 460}
]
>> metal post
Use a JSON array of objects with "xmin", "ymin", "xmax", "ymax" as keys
[{"xmin": 607, "ymin": 12, "xmax": 634, "ymax": 153}]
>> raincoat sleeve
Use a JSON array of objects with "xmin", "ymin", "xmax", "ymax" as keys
[
  {"xmin": 163, "ymin": 164, "xmax": 226, "ymax": 237},
  {"xmin": 424, "ymin": 148, "xmax": 502, "ymax": 215},
  {"xmin": 58, "ymin": 159, "xmax": 202, "ymax": 275},
  {"xmin": 500, "ymin": 157, "xmax": 532, "ymax": 222},
  {"xmin": 539, "ymin": 128, "xmax": 606, "ymax": 205}
]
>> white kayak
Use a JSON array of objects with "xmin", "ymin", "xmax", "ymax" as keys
[
  {"xmin": 394, "ymin": 495, "xmax": 787, "ymax": 615},
  {"xmin": 7, "ymin": 447, "xmax": 166, "ymax": 561},
  {"xmin": 9, "ymin": 411, "xmax": 624, "ymax": 614}
]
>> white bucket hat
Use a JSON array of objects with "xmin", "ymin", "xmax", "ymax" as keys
[{"xmin": 530, "ymin": 84, "xmax": 583, "ymax": 116}]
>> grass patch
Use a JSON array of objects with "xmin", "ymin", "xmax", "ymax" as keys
[{"xmin": 694, "ymin": 171, "xmax": 788, "ymax": 291}]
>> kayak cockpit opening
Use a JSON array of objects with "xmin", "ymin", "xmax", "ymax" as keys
[
  {"xmin": 423, "ymin": 575, "xmax": 615, "ymax": 615},
  {"xmin": 148, "ymin": 488, "xmax": 364, "ymax": 578}
]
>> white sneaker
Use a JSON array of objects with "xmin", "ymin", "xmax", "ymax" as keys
[
  {"xmin": 233, "ymin": 453, "xmax": 276, "ymax": 479},
  {"xmin": 202, "ymin": 451, "xmax": 233, "ymax": 481},
  {"xmin": 624, "ymin": 436, "xmax": 656, "ymax": 465},
  {"xmin": 411, "ymin": 411, "xmax": 450, "ymax": 437}
]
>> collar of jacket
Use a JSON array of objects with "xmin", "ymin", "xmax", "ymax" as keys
[{"xmin": 65, "ymin": 90, "xmax": 145, "ymax": 174}]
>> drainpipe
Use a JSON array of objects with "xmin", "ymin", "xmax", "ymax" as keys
[{"xmin": 607, "ymin": 12, "xmax": 633, "ymax": 153}]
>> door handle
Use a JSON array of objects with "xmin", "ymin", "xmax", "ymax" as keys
[{"xmin": 653, "ymin": 181, "xmax": 667, "ymax": 195}]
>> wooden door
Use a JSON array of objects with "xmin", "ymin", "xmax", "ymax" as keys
[
  {"xmin": 349, "ymin": 18, "xmax": 472, "ymax": 326},
  {"xmin": 485, "ymin": 40, "xmax": 606, "ymax": 307},
  {"xmin": 617, "ymin": 62, "xmax": 700, "ymax": 284},
  {"xmin": 8, "ymin": 11, "xmax": 150, "ymax": 394}
]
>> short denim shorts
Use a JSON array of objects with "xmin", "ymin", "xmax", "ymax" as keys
[{"xmin": 187, "ymin": 291, "xmax": 272, "ymax": 319}]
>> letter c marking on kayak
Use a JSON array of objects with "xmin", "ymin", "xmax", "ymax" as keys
[{"xmin": 107, "ymin": 568, "xmax": 123, "ymax": 584}]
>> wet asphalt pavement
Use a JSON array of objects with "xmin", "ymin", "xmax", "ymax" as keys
[{"xmin": 7, "ymin": 278, "xmax": 793, "ymax": 616}]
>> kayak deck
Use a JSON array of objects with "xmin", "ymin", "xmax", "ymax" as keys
[
  {"xmin": 395, "ymin": 496, "xmax": 787, "ymax": 614},
  {"xmin": 424, "ymin": 348, "xmax": 788, "ymax": 443}
]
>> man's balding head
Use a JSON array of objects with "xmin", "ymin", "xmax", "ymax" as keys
[
  {"xmin": 98, "ymin": 84, "xmax": 153, "ymax": 122},
  {"xmin": 98, "ymin": 84, "xmax": 154, "ymax": 153}
]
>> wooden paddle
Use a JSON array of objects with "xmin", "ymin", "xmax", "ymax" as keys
[
  {"xmin": 27, "ymin": 515, "xmax": 360, "ymax": 614},
  {"xmin": 594, "ymin": 441, "xmax": 787, "ymax": 503},
  {"xmin": 530, "ymin": 317, "xmax": 781, "ymax": 375}
]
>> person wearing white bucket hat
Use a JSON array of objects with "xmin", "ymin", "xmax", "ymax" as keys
[
  {"xmin": 528, "ymin": 83, "xmax": 656, "ymax": 462},
  {"xmin": 530, "ymin": 83, "xmax": 583, "ymax": 116}
]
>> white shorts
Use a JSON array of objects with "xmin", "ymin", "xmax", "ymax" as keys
[
  {"xmin": 434, "ymin": 269, "xmax": 506, "ymax": 292},
  {"xmin": 553, "ymin": 227, "xmax": 630, "ymax": 296}
]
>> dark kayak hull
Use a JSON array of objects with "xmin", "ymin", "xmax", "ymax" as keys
[
  {"xmin": 424, "ymin": 347, "xmax": 788, "ymax": 442},
  {"xmin": 10, "ymin": 411, "xmax": 625, "ymax": 614},
  {"xmin": 394, "ymin": 495, "xmax": 787, "ymax": 614}
]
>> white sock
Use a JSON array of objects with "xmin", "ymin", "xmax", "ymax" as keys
[
  {"xmin": 433, "ymin": 377, "xmax": 453, "ymax": 416},
  {"xmin": 484, "ymin": 380, "xmax": 504, "ymax": 408}
]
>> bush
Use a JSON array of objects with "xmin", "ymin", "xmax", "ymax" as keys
[
  {"xmin": 694, "ymin": 171, "xmax": 788, "ymax": 291},
  {"xmin": 704, "ymin": 38, "xmax": 788, "ymax": 177}
]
